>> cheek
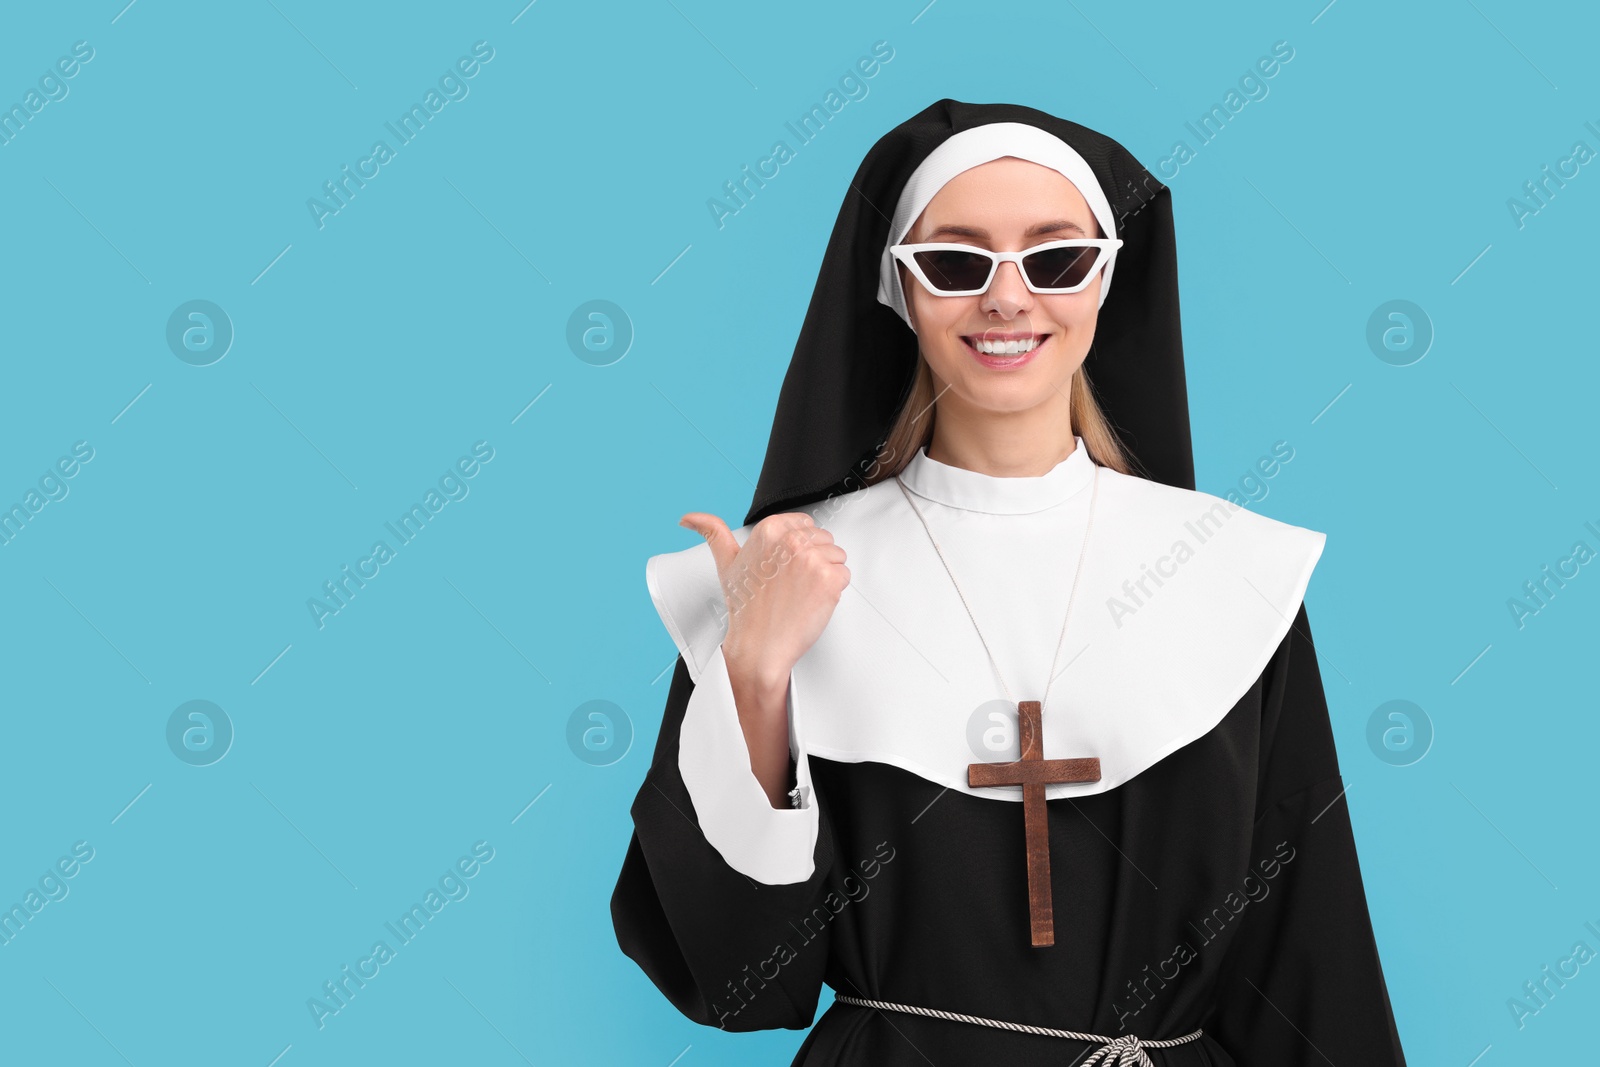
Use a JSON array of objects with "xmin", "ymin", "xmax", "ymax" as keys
[
  {"xmin": 910, "ymin": 290, "xmax": 969, "ymax": 338},
  {"xmin": 1042, "ymin": 295, "xmax": 1096, "ymax": 333},
  {"xmin": 914, "ymin": 311, "xmax": 974, "ymax": 378}
]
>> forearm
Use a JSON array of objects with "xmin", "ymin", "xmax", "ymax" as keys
[{"xmin": 725, "ymin": 656, "xmax": 794, "ymax": 808}]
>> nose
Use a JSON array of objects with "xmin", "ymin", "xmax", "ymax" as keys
[{"xmin": 980, "ymin": 259, "xmax": 1033, "ymax": 319}]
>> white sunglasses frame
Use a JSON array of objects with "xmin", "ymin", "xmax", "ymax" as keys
[{"xmin": 889, "ymin": 237, "xmax": 1124, "ymax": 297}]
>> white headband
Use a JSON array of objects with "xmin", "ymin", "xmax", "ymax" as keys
[{"xmin": 875, "ymin": 121, "xmax": 1119, "ymax": 330}]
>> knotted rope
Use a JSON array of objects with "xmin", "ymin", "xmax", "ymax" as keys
[{"xmin": 832, "ymin": 993, "xmax": 1203, "ymax": 1066}]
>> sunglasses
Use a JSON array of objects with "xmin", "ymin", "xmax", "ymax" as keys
[{"xmin": 889, "ymin": 238, "xmax": 1123, "ymax": 296}]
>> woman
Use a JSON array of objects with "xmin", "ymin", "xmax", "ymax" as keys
[{"xmin": 612, "ymin": 99, "xmax": 1408, "ymax": 1065}]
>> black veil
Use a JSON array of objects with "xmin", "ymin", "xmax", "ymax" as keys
[{"xmin": 742, "ymin": 98, "xmax": 1194, "ymax": 527}]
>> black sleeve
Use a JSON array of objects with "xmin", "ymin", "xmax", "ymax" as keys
[
  {"xmin": 610, "ymin": 654, "xmax": 837, "ymax": 1032},
  {"xmin": 1207, "ymin": 603, "xmax": 1409, "ymax": 1064}
]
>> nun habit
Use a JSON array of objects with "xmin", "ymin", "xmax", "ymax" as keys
[{"xmin": 610, "ymin": 99, "xmax": 1408, "ymax": 1066}]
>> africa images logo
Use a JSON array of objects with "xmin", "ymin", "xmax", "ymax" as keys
[
  {"xmin": 307, "ymin": 841, "xmax": 495, "ymax": 1029},
  {"xmin": 307, "ymin": 441, "xmax": 495, "ymax": 629},
  {"xmin": 306, "ymin": 41, "xmax": 496, "ymax": 230}
]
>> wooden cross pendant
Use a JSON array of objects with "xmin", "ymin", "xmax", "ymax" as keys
[{"xmin": 967, "ymin": 700, "xmax": 1101, "ymax": 948}]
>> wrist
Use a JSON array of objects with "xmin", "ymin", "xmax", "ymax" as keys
[{"xmin": 722, "ymin": 643, "xmax": 791, "ymax": 701}]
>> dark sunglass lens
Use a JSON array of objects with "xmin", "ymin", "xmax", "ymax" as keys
[
  {"xmin": 1022, "ymin": 246, "xmax": 1098, "ymax": 290},
  {"xmin": 912, "ymin": 249, "xmax": 992, "ymax": 292}
]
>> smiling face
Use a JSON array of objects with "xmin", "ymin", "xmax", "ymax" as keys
[{"xmin": 900, "ymin": 156, "xmax": 1106, "ymax": 426}]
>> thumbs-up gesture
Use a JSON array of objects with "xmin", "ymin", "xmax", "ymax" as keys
[{"xmin": 678, "ymin": 511, "xmax": 850, "ymax": 695}]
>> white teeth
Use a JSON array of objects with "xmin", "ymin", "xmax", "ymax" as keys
[{"xmin": 971, "ymin": 336, "xmax": 1042, "ymax": 356}]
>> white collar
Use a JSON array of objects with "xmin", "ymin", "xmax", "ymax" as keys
[{"xmin": 896, "ymin": 435, "xmax": 1096, "ymax": 515}]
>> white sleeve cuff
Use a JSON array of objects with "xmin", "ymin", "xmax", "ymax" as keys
[{"xmin": 677, "ymin": 643, "xmax": 820, "ymax": 885}]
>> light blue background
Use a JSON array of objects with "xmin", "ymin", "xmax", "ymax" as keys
[{"xmin": 2, "ymin": 1, "xmax": 1595, "ymax": 1064}]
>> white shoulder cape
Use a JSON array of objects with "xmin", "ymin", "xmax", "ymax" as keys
[{"xmin": 647, "ymin": 459, "xmax": 1324, "ymax": 804}]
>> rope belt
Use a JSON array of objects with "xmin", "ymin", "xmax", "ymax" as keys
[{"xmin": 832, "ymin": 993, "xmax": 1204, "ymax": 1067}]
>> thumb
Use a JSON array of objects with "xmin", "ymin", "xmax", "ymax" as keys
[{"xmin": 678, "ymin": 512, "xmax": 740, "ymax": 577}]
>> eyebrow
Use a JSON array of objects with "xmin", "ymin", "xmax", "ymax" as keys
[{"xmin": 922, "ymin": 219, "xmax": 1089, "ymax": 241}]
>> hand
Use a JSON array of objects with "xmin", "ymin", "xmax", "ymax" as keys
[
  {"xmin": 677, "ymin": 510, "xmax": 849, "ymax": 807},
  {"xmin": 677, "ymin": 511, "xmax": 851, "ymax": 693}
]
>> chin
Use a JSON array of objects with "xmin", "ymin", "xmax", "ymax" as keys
[{"xmin": 953, "ymin": 374, "xmax": 1058, "ymax": 411}]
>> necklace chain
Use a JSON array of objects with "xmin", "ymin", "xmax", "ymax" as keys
[{"xmin": 894, "ymin": 461, "xmax": 1101, "ymax": 715}]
